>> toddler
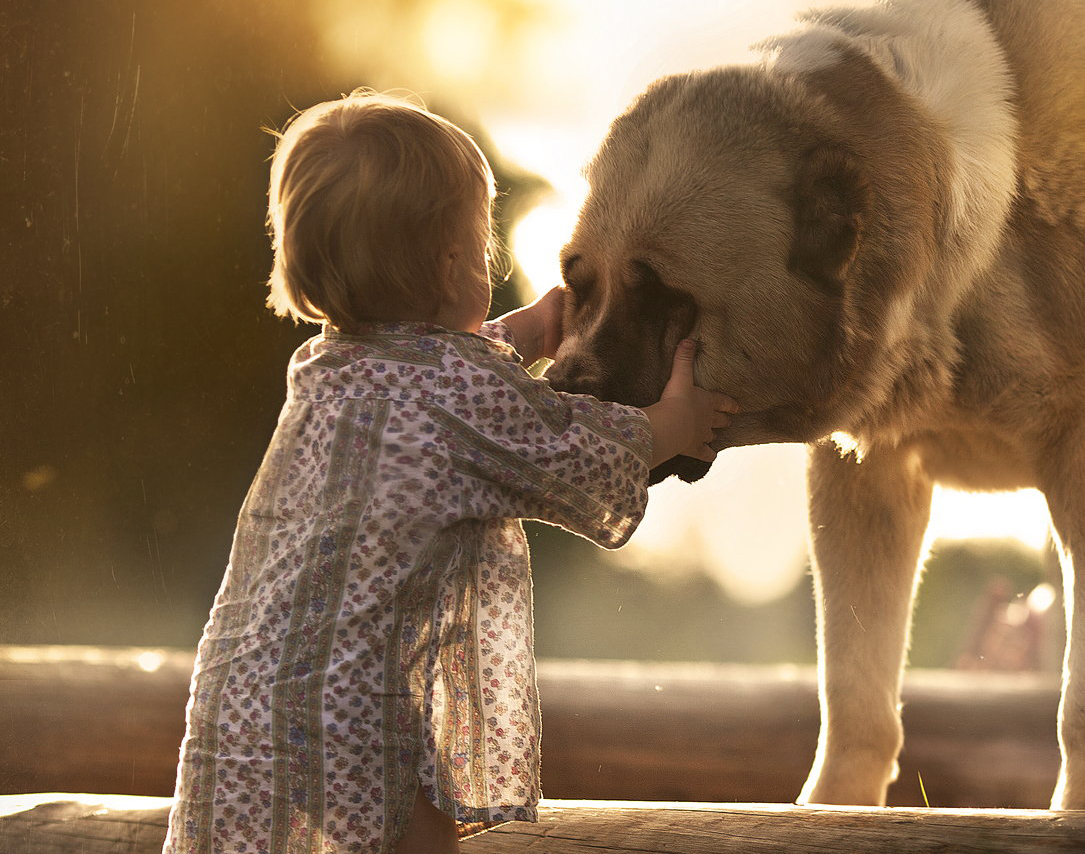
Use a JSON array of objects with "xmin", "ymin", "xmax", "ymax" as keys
[{"xmin": 163, "ymin": 90, "xmax": 735, "ymax": 854}]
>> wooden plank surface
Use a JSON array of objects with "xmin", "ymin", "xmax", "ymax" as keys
[
  {"xmin": 0, "ymin": 795, "xmax": 171, "ymax": 854},
  {"xmin": 3, "ymin": 796, "xmax": 1085, "ymax": 854},
  {"xmin": 0, "ymin": 647, "xmax": 1063, "ymax": 807},
  {"xmin": 465, "ymin": 801, "xmax": 1085, "ymax": 854}
]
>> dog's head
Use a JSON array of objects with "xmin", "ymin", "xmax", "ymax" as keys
[{"xmin": 546, "ymin": 65, "xmax": 936, "ymax": 482}]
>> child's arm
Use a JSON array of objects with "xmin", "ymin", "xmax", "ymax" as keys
[
  {"xmin": 441, "ymin": 331, "xmax": 737, "ymax": 549},
  {"xmin": 642, "ymin": 339, "xmax": 738, "ymax": 468},
  {"xmin": 495, "ymin": 286, "xmax": 564, "ymax": 365}
]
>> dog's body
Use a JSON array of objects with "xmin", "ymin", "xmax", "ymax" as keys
[{"xmin": 546, "ymin": 0, "xmax": 1085, "ymax": 807}]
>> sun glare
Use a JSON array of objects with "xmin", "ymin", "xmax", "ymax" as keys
[
  {"xmin": 622, "ymin": 445, "xmax": 811, "ymax": 606},
  {"xmin": 421, "ymin": 0, "xmax": 498, "ymax": 85},
  {"xmin": 0, "ymin": 792, "xmax": 172, "ymax": 819},
  {"xmin": 928, "ymin": 486, "xmax": 1051, "ymax": 550},
  {"xmin": 511, "ymin": 192, "xmax": 586, "ymax": 297},
  {"xmin": 136, "ymin": 650, "xmax": 165, "ymax": 672},
  {"xmin": 622, "ymin": 453, "xmax": 1052, "ymax": 605}
]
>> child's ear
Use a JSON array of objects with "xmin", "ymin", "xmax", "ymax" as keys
[{"xmin": 438, "ymin": 247, "xmax": 461, "ymax": 304}]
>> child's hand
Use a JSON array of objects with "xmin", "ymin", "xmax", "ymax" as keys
[
  {"xmin": 642, "ymin": 340, "xmax": 739, "ymax": 468},
  {"xmin": 529, "ymin": 286, "xmax": 565, "ymax": 361},
  {"xmin": 497, "ymin": 287, "xmax": 564, "ymax": 365}
]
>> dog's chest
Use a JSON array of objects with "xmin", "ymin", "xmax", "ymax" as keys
[{"xmin": 908, "ymin": 423, "xmax": 1036, "ymax": 492}]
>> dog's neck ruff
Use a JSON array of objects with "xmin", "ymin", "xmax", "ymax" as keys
[{"xmin": 761, "ymin": 0, "xmax": 1019, "ymax": 285}]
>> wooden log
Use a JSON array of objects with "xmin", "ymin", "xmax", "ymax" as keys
[
  {"xmin": 3, "ymin": 796, "xmax": 1085, "ymax": 854},
  {"xmin": 536, "ymin": 661, "xmax": 1062, "ymax": 808},
  {"xmin": 0, "ymin": 647, "xmax": 194, "ymax": 797},
  {"xmin": 464, "ymin": 801, "xmax": 1085, "ymax": 854},
  {"xmin": 0, "ymin": 647, "xmax": 1062, "ymax": 806},
  {"xmin": 0, "ymin": 794, "xmax": 171, "ymax": 854}
]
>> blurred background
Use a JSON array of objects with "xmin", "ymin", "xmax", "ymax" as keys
[{"xmin": 0, "ymin": 0, "xmax": 1061, "ymax": 670}]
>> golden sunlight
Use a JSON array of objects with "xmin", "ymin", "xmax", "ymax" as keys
[
  {"xmin": 310, "ymin": 0, "xmax": 1054, "ymax": 603},
  {"xmin": 511, "ymin": 191, "xmax": 585, "ymax": 295},
  {"xmin": 0, "ymin": 792, "xmax": 173, "ymax": 819},
  {"xmin": 622, "ymin": 445, "xmax": 811, "ymax": 606},
  {"xmin": 483, "ymin": 0, "xmax": 1054, "ymax": 601},
  {"xmin": 928, "ymin": 487, "xmax": 1051, "ymax": 550},
  {"xmin": 421, "ymin": 0, "xmax": 499, "ymax": 85}
]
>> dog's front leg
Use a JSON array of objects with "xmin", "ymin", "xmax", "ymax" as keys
[
  {"xmin": 798, "ymin": 440, "xmax": 933, "ymax": 806},
  {"xmin": 1043, "ymin": 439, "xmax": 1085, "ymax": 810}
]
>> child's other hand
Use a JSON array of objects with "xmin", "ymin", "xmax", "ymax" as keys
[
  {"xmin": 643, "ymin": 340, "xmax": 739, "ymax": 468},
  {"xmin": 498, "ymin": 286, "xmax": 565, "ymax": 365},
  {"xmin": 526, "ymin": 286, "xmax": 564, "ymax": 361}
]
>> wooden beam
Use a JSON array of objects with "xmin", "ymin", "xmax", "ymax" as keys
[
  {"xmin": 0, "ymin": 647, "xmax": 194, "ymax": 797},
  {"xmin": 3, "ymin": 796, "xmax": 1085, "ymax": 854},
  {"xmin": 0, "ymin": 647, "xmax": 1063, "ymax": 806},
  {"xmin": 465, "ymin": 801, "xmax": 1085, "ymax": 854},
  {"xmin": 536, "ymin": 660, "xmax": 1062, "ymax": 808},
  {"xmin": 0, "ymin": 794, "xmax": 171, "ymax": 854}
]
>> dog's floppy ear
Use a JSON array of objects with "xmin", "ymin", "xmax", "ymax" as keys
[{"xmin": 788, "ymin": 144, "xmax": 869, "ymax": 294}]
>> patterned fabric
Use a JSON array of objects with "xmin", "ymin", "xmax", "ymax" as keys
[{"xmin": 163, "ymin": 320, "xmax": 652, "ymax": 853}]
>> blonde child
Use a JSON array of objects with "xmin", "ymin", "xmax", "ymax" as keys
[{"xmin": 163, "ymin": 91, "xmax": 735, "ymax": 854}]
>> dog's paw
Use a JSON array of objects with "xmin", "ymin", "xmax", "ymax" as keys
[
  {"xmin": 1051, "ymin": 777, "xmax": 1085, "ymax": 810},
  {"xmin": 797, "ymin": 757, "xmax": 897, "ymax": 807}
]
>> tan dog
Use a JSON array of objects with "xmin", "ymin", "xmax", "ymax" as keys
[{"xmin": 546, "ymin": 0, "xmax": 1085, "ymax": 808}]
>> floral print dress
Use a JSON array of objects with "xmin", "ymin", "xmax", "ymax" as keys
[{"xmin": 163, "ymin": 320, "xmax": 652, "ymax": 853}]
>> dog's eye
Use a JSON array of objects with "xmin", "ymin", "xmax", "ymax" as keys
[
  {"xmin": 564, "ymin": 279, "xmax": 593, "ymax": 302},
  {"xmin": 561, "ymin": 255, "xmax": 594, "ymax": 302},
  {"xmin": 560, "ymin": 253, "xmax": 580, "ymax": 278}
]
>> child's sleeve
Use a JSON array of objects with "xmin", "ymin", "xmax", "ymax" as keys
[
  {"xmin": 431, "ymin": 354, "xmax": 653, "ymax": 549},
  {"xmin": 477, "ymin": 319, "xmax": 516, "ymax": 347}
]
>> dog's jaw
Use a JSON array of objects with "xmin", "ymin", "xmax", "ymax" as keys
[{"xmin": 649, "ymin": 455, "xmax": 713, "ymax": 485}]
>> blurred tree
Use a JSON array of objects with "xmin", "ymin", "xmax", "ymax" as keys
[{"xmin": 911, "ymin": 539, "xmax": 1057, "ymax": 669}]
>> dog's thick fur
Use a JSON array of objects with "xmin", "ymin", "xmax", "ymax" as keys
[{"xmin": 546, "ymin": 0, "xmax": 1085, "ymax": 808}]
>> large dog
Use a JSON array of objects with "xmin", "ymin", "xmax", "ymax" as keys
[{"xmin": 545, "ymin": 0, "xmax": 1085, "ymax": 808}]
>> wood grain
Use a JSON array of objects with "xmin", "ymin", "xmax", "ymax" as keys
[
  {"xmin": 4, "ymin": 796, "xmax": 1084, "ymax": 854},
  {"xmin": 464, "ymin": 801, "xmax": 1085, "ymax": 854}
]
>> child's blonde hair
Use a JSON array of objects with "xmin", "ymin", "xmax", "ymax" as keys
[{"xmin": 266, "ymin": 90, "xmax": 497, "ymax": 328}]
